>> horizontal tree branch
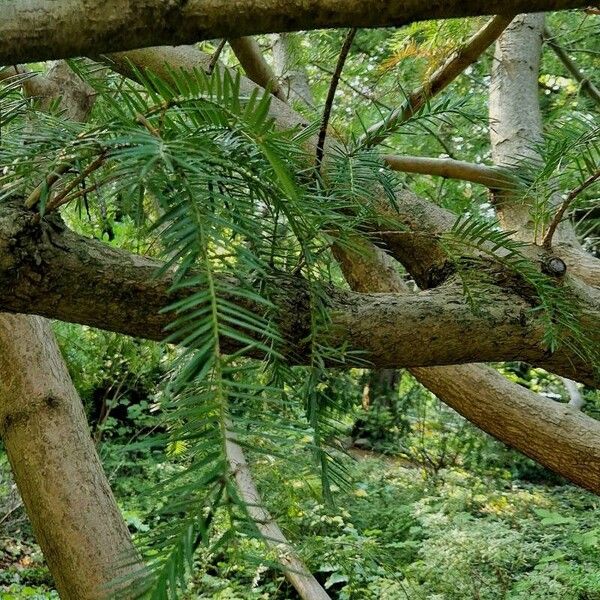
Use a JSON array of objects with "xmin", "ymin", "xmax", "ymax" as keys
[
  {"xmin": 0, "ymin": 0, "xmax": 588, "ymax": 65},
  {"xmin": 383, "ymin": 154, "xmax": 517, "ymax": 190},
  {"xmin": 0, "ymin": 200, "xmax": 597, "ymax": 384}
]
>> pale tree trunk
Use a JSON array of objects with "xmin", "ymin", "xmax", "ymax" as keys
[
  {"xmin": 0, "ymin": 62, "xmax": 143, "ymax": 598},
  {"xmin": 489, "ymin": 13, "xmax": 579, "ymax": 245},
  {"xmin": 0, "ymin": 315, "xmax": 140, "ymax": 599},
  {"xmin": 273, "ymin": 33, "xmax": 315, "ymax": 106}
]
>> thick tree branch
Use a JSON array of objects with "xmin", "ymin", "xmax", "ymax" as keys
[
  {"xmin": 0, "ymin": 1, "xmax": 587, "ymax": 65},
  {"xmin": 0, "ymin": 200, "xmax": 597, "ymax": 384},
  {"xmin": 333, "ymin": 237, "xmax": 600, "ymax": 494},
  {"xmin": 228, "ymin": 37, "xmax": 287, "ymax": 101},
  {"xmin": 543, "ymin": 25, "xmax": 600, "ymax": 106},
  {"xmin": 383, "ymin": 154, "xmax": 518, "ymax": 190},
  {"xmin": 0, "ymin": 314, "xmax": 142, "ymax": 597},
  {"xmin": 489, "ymin": 14, "xmax": 580, "ymax": 246},
  {"xmin": 359, "ymin": 14, "xmax": 515, "ymax": 148},
  {"xmin": 413, "ymin": 364, "xmax": 600, "ymax": 494}
]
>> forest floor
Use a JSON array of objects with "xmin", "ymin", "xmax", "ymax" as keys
[{"xmin": 2, "ymin": 441, "xmax": 600, "ymax": 599}]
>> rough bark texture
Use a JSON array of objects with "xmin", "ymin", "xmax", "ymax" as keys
[
  {"xmin": 0, "ymin": 200, "xmax": 597, "ymax": 383},
  {"xmin": 0, "ymin": 0, "xmax": 588, "ymax": 65},
  {"xmin": 0, "ymin": 314, "xmax": 140, "ymax": 599},
  {"xmin": 334, "ymin": 238, "xmax": 600, "ymax": 494}
]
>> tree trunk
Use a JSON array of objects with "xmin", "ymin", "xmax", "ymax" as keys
[
  {"xmin": 0, "ymin": 314, "xmax": 141, "ymax": 599},
  {"xmin": 273, "ymin": 33, "xmax": 315, "ymax": 106}
]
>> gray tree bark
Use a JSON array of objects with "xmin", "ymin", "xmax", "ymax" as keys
[{"xmin": 0, "ymin": 200, "xmax": 598, "ymax": 384}]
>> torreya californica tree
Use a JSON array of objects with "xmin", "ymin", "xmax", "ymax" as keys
[{"xmin": 0, "ymin": 2, "xmax": 599, "ymax": 598}]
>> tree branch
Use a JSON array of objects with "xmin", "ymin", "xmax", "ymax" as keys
[
  {"xmin": 543, "ymin": 25, "xmax": 600, "ymax": 106},
  {"xmin": 489, "ymin": 14, "xmax": 580, "ymax": 246},
  {"xmin": 273, "ymin": 33, "xmax": 315, "ymax": 107},
  {"xmin": 316, "ymin": 28, "xmax": 357, "ymax": 168},
  {"xmin": 543, "ymin": 169, "xmax": 600, "ymax": 248},
  {"xmin": 0, "ymin": 1, "xmax": 586, "ymax": 65},
  {"xmin": 228, "ymin": 37, "xmax": 287, "ymax": 101},
  {"xmin": 383, "ymin": 154, "xmax": 518, "ymax": 190},
  {"xmin": 225, "ymin": 428, "xmax": 331, "ymax": 600},
  {"xmin": 333, "ymin": 237, "xmax": 600, "ymax": 495},
  {"xmin": 0, "ymin": 200, "xmax": 597, "ymax": 384},
  {"xmin": 358, "ymin": 14, "xmax": 515, "ymax": 148}
]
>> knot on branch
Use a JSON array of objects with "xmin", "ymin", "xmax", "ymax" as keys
[{"xmin": 541, "ymin": 256, "xmax": 567, "ymax": 278}]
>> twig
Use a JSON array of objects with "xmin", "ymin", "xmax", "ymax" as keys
[
  {"xmin": 543, "ymin": 169, "xmax": 600, "ymax": 249},
  {"xmin": 358, "ymin": 14, "xmax": 514, "ymax": 149},
  {"xmin": 313, "ymin": 63, "xmax": 391, "ymax": 110},
  {"xmin": 207, "ymin": 39, "xmax": 228, "ymax": 74},
  {"xmin": 316, "ymin": 28, "xmax": 357, "ymax": 169},
  {"xmin": 383, "ymin": 154, "xmax": 518, "ymax": 190},
  {"xmin": 44, "ymin": 152, "xmax": 107, "ymax": 213},
  {"xmin": 543, "ymin": 26, "xmax": 600, "ymax": 106},
  {"xmin": 24, "ymin": 161, "xmax": 73, "ymax": 209}
]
